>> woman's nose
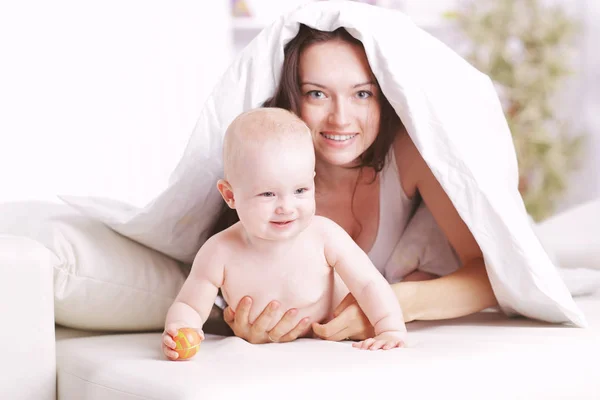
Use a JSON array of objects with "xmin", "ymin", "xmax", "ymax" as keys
[{"xmin": 328, "ymin": 99, "xmax": 350, "ymax": 127}]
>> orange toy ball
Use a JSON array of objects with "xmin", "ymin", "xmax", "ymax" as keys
[{"xmin": 173, "ymin": 328, "xmax": 201, "ymax": 360}]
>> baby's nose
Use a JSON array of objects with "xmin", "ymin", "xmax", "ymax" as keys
[
  {"xmin": 275, "ymin": 197, "xmax": 294, "ymax": 214},
  {"xmin": 275, "ymin": 205, "xmax": 293, "ymax": 215}
]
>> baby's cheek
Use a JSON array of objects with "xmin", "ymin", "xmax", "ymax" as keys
[{"xmin": 304, "ymin": 199, "xmax": 317, "ymax": 216}]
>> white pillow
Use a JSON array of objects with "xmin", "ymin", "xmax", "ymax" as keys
[
  {"xmin": 62, "ymin": 1, "xmax": 586, "ymax": 327},
  {"xmin": 528, "ymin": 202, "xmax": 600, "ymax": 297},
  {"xmin": 535, "ymin": 198, "xmax": 600, "ymax": 271},
  {"xmin": 0, "ymin": 201, "xmax": 186, "ymax": 331},
  {"xmin": 59, "ymin": 161, "xmax": 219, "ymax": 265}
]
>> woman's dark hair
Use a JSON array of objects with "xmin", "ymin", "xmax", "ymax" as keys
[{"xmin": 209, "ymin": 24, "xmax": 403, "ymax": 237}]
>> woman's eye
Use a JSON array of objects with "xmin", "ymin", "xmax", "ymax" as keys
[
  {"xmin": 307, "ymin": 90, "xmax": 325, "ymax": 99},
  {"xmin": 356, "ymin": 90, "xmax": 372, "ymax": 99},
  {"xmin": 295, "ymin": 188, "xmax": 309, "ymax": 194},
  {"xmin": 260, "ymin": 192, "xmax": 275, "ymax": 197}
]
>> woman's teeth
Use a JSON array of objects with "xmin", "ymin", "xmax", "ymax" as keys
[{"xmin": 321, "ymin": 133, "xmax": 356, "ymax": 141}]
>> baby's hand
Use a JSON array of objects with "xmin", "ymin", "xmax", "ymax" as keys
[
  {"xmin": 162, "ymin": 322, "xmax": 205, "ymax": 361},
  {"xmin": 352, "ymin": 330, "xmax": 406, "ymax": 351}
]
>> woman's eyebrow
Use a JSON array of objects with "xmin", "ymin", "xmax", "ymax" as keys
[
  {"xmin": 301, "ymin": 81, "xmax": 375, "ymax": 88},
  {"xmin": 353, "ymin": 81, "xmax": 375, "ymax": 88},
  {"xmin": 301, "ymin": 81, "xmax": 326, "ymax": 88}
]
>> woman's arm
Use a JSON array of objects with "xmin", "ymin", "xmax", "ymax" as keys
[
  {"xmin": 395, "ymin": 135, "xmax": 498, "ymax": 321},
  {"xmin": 313, "ymin": 258, "xmax": 496, "ymax": 341},
  {"xmin": 392, "ymin": 258, "xmax": 496, "ymax": 322}
]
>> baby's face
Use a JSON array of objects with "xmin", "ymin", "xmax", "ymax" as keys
[{"xmin": 232, "ymin": 140, "xmax": 316, "ymax": 241}]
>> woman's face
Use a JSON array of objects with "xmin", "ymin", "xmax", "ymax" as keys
[{"xmin": 299, "ymin": 39, "xmax": 381, "ymax": 167}]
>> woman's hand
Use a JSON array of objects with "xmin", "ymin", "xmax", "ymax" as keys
[
  {"xmin": 223, "ymin": 296, "xmax": 312, "ymax": 344},
  {"xmin": 312, "ymin": 293, "xmax": 375, "ymax": 341}
]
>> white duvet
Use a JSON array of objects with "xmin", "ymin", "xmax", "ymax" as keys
[{"xmin": 62, "ymin": 1, "xmax": 587, "ymax": 327}]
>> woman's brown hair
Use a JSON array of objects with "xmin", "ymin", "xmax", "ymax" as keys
[{"xmin": 209, "ymin": 24, "xmax": 403, "ymax": 237}]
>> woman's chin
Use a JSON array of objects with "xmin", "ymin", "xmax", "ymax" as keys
[{"xmin": 318, "ymin": 152, "xmax": 361, "ymax": 168}]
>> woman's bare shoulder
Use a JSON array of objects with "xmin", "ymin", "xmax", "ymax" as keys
[
  {"xmin": 392, "ymin": 131, "xmax": 423, "ymax": 199},
  {"xmin": 392, "ymin": 131, "xmax": 483, "ymax": 264}
]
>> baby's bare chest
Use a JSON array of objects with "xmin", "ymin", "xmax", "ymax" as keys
[{"xmin": 222, "ymin": 247, "xmax": 334, "ymax": 323}]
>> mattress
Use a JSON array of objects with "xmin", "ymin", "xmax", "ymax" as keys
[{"xmin": 56, "ymin": 291, "xmax": 600, "ymax": 400}]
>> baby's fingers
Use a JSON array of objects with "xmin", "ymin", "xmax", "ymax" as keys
[
  {"xmin": 352, "ymin": 339, "xmax": 401, "ymax": 351},
  {"xmin": 162, "ymin": 344, "xmax": 179, "ymax": 361},
  {"xmin": 368, "ymin": 340, "xmax": 387, "ymax": 351},
  {"xmin": 165, "ymin": 325, "xmax": 180, "ymax": 337},
  {"xmin": 352, "ymin": 338, "xmax": 376, "ymax": 350},
  {"xmin": 382, "ymin": 340, "xmax": 404, "ymax": 350},
  {"xmin": 163, "ymin": 334, "xmax": 176, "ymax": 349}
]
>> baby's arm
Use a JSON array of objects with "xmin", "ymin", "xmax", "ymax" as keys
[
  {"xmin": 162, "ymin": 235, "xmax": 226, "ymax": 359},
  {"xmin": 321, "ymin": 218, "xmax": 406, "ymax": 348}
]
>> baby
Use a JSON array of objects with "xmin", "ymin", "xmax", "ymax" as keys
[{"xmin": 162, "ymin": 108, "xmax": 407, "ymax": 359}]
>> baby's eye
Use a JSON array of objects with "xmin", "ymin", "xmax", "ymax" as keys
[
  {"xmin": 295, "ymin": 188, "xmax": 309, "ymax": 194},
  {"xmin": 306, "ymin": 90, "xmax": 326, "ymax": 99},
  {"xmin": 260, "ymin": 192, "xmax": 275, "ymax": 197},
  {"xmin": 356, "ymin": 90, "xmax": 373, "ymax": 99}
]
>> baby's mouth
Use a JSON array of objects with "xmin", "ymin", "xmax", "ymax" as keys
[{"xmin": 270, "ymin": 220, "xmax": 294, "ymax": 226}]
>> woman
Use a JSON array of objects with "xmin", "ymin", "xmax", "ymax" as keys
[{"xmin": 210, "ymin": 25, "xmax": 498, "ymax": 344}]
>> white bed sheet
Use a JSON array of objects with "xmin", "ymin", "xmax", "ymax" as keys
[{"xmin": 56, "ymin": 291, "xmax": 600, "ymax": 400}]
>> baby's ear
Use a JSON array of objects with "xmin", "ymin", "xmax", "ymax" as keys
[{"xmin": 217, "ymin": 179, "xmax": 236, "ymax": 209}]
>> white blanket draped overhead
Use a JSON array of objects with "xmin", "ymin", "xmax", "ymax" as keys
[{"xmin": 63, "ymin": 1, "xmax": 587, "ymax": 327}]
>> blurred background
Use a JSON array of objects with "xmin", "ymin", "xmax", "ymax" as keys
[{"xmin": 1, "ymin": 0, "xmax": 598, "ymax": 221}]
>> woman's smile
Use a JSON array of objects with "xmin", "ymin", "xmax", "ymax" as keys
[{"xmin": 320, "ymin": 131, "xmax": 358, "ymax": 148}]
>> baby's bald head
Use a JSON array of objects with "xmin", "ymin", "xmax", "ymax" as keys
[{"xmin": 223, "ymin": 108, "xmax": 313, "ymax": 185}]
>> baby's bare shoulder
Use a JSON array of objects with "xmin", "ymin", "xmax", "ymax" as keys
[
  {"xmin": 311, "ymin": 215, "xmax": 346, "ymax": 237},
  {"xmin": 195, "ymin": 223, "xmax": 244, "ymax": 263},
  {"xmin": 311, "ymin": 215, "xmax": 336, "ymax": 228}
]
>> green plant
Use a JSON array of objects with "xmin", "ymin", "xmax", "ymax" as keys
[{"xmin": 445, "ymin": 0, "xmax": 585, "ymax": 220}]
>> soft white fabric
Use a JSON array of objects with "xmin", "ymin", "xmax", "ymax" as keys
[
  {"xmin": 535, "ymin": 198, "xmax": 600, "ymax": 271},
  {"xmin": 0, "ymin": 202, "xmax": 186, "ymax": 331},
  {"xmin": 533, "ymin": 198, "xmax": 600, "ymax": 297},
  {"xmin": 55, "ymin": 293, "xmax": 600, "ymax": 400},
  {"xmin": 61, "ymin": 1, "xmax": 586, "ymax": 326},
  {"xmin": 0, "ymin": 235, "xmax": 56, "ymax": 400},
  {"xmin": 388, "ymin": 203, "xmax": 600, "ymax": 295},
  {"xmin": 557, "ymin": 267, "xmax": 600, "ymax": 298},
  {"xmin": 385, "ymin": 202, "xmax": 461, "ymax": 284}
]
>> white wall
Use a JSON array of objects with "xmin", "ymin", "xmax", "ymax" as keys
[
  {"xmin": 1, "ymin": 0, "xmax": 596, "ymax": 213},
  {"xmin": 560, "ymin": 0, "xmax": 600, "ymax": 210},
  {"xmin": 0, "ymin": 1, "xmax": 232, "ymax": 207}
]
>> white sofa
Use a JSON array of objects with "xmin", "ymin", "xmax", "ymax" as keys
[{"xmin": 1, "ymin": 199, "xmax": 600, "ymax": 400}]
